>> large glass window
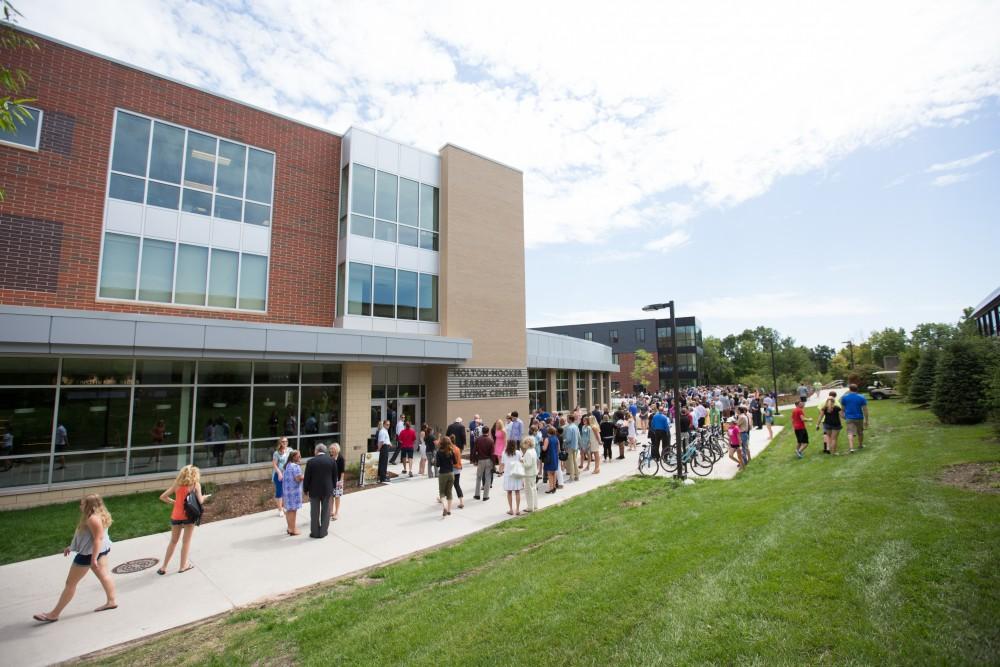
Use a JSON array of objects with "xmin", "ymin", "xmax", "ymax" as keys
[
  {"xmin": 111, "ymin": 111, "xmax": 151, "ymax": 177},
  {"xmin": 339, "ymin": 165, "xmax": 349, "ymax": 221},
  {"xmin": 238, "ymin": 254, "xmax": 267, "ymax": 311},
  {"xmin": 98, "ymin": 233, "xmax": 140, "ymax": 299},
  {"xmin": 136, "ymin": 360, "xmax": 195, "ymax": 385},
  {"xmin": 349, "ymin": 165, "xmax": 439, "ymax": 251},
  {"xmin": 131, "ymin": 387, "xmax": 194, "ymax": 447},
  {"xmin": 419, "ymin": 273, "xmax": 438, "ymax": 322},
  {"xmin": 207, "ymin": 249, "xmax": 239, "ymax": 308},
  {"xmin": 373, "ymin": 266, "xmax": 396, "ymax": 318},
  {"xmin": 254, "ymin": 363, "xmax": 299, "ymax": 385},
  {"xmin": 348, "ymin": 263, "xmax": 373, "ymax": 316},
  {"xmin": 138, "ymin": 238, "xmax": 175, "ymax": 303},
  {"xmin": 528, "ymin": 370, "xmax": 547, "ymax": 412},
  {"xmin": 0, "ymin": 388, "xmax": 56, "ymax": 456},
  {"xmin": 57, "ymin": 387, "xmax": 132, "ymax": 451},
  {"xmin": 149, "ymin": 121, "xmax": 184, "ymax": 184},
  {"xmin": 351, "ymin": 164, "xmax": 375, "ymax": 217},
  {"xmin": 397, "ymin": 270, "xmax": 418, "ymax": 320},
  {"xmin": 216, "ymin": 140, "xmax": 247, "ymax": 198},
  {"xmin": 175, "ymin": 244, "xmax": 208, "ymax": 306},
  {"xmin": 184, "ymin": 131, "xmax": 217, "ymax": 191},
  {"xmin": 376, "ymin": 171, "xmax": 398, "ymax": 222},
  {"xmin": 336, "ymin": 262, "xmax": 345, "ymax": 318},
  {"xmin": 576, "ymin": 374, "xmax": 586, "ymax": 408},
  {"xmin": 555, "ymin": 371, "xmax": 570, "ymax": 412},
  {"xmin": 0, "ymin": 105, "xmax": 42, "ymax": 150},
  {"xmin": 0, "ymin": 357, "xmax": 58, "ymax": 386},
  {"xmin": 245, "ymin": 149, "xmax": 275, "ymax": 204},
  {"xmin": 399, "ymin": 178, "xmax": 419, "ymax": 226},
  {"xmin": 419, "ymin": 184, "xmax": 438, "ymax": 231}
]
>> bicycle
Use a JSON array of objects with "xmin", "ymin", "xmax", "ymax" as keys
[{"xmin": 637, "ymin": 440, "xmax": 659, "ymax": 477}]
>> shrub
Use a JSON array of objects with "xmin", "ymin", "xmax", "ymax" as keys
[
  {"xmin": 907, "ymin": 348, "xmax": 938, "ymax": 406},
  {"xmin": 897, "ymin": 348, "xmax": 920, "ymax": 397},
  {"xmin": 931, "ymin": 339, "xmax": 989, "ymax": 424}
]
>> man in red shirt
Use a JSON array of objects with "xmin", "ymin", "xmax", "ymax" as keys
[
  {"xmin": 792, "ymin": 400, "xmax": 811, "ymax": 459},
  {"xmin": 397, "ymin": 421, "xmax": 417, "ymax": 477}
]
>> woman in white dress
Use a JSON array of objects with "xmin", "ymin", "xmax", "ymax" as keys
[
  {"xmin": 499, "ymin": 438, "xmax": 524, "ymax": 516},
  {"xmin": 520, "ymin": 439, "xmax": 538, "ymax": 512}
]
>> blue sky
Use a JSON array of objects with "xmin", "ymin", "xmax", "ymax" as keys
[{"xmin": 21, "ymin": 0, "xmax": 1000, "ymax": 348}]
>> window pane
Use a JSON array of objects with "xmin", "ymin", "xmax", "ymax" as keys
[
  {"xmin": 351, "ymin": 164, "xmax": 375, "ymax": 216},
  {"xmin": 399, "ymin": 177, "xmax": 419, "ymax": 226},
  {"xmin": 131, "ymin": 386, "xmax": 194, "ymax": 447},
  {"xmin": 184, "ymin": 131, "xmax": 216, "ymax": 190},
  {"xmin": 339, "ymin": 165, "xmax": 349, "ymax": 220},
  {"xmin": 376, "ymin": 171, "xmax": 397, "ymax": 221},
  {"xmin": 244, "ymin": 202, "xmax": 271, "ymax": 226},
  {"xmin": 193, "ymin": 441, "xmax": 248, "ymax": 469},
  {"xmin": 419, "ymin": 273, "xmax": 438, "ymax": 322},
  {"xmin": 348, "ymin": 262, "xmax": 372, "ymax": 316},
  {"xmin": 56, "ymin": 387, "xmax": 131, "ymax": 450},
  {"xmin": 238, "ymin": 254, "xmax": 267, "ymax": 311},
  {"xmin": 0, "ymin": 388, "xmax": 56, "ymax": 456},
  {"xmin": 336, "ymin": 263, "xmax": 345, "ymax": 318},
  {"xmin": 302, "ymin": 363, "xmax": 342, "ymax": 384},
  {"xmin": 419, "ymin": 184, "xmax": 439, "ymax": 231},
  {"xmin": 111, "ymin": 111, "xmax": 151, "ymax": 176},
  {"xmin": 99, "ymin": 233, "xmax": 139, "ymax": 299},
  {"xmin": 128, "ymin": 444, "xmax": 192, "ymax": 477},
  {"xmin": 175, "ymin": 244, "xmax": 208, "ymax": 305},
  {"xmin": 109, "ymin": 173, "xmax": 144, "ymax": 203},
  {"xmin": 148, "ymin": 121, "xmax": 184, "ymax": 183},
  {"xmin": 182, "ymin": 188, "xmax": 212, "ymax": 216},
  {"xmin": 374, "ymin": 220, "xmax": 396, "ymax": 243},
  {"xmin": 136, "ymin": 360, "xmax": 195, "ymax": 384},
  {"xmin": 214, "ymin": 195, "xmax": 242, "ymax": 221},
  {"xmin": 146, "ymin": 181, "xmax": 180, "ymax": 209},
  {"xmin": 0, "ymin": 358, "xmax": 58, "ymax": 386},
  {"xmin": 254, "ymin": 363, "xmax": 299, "ymax": 384},
  {"xmin": 195, "ymin": 386, "xmax": 250, "ymax": 443},
  {"xmin": 0, "ymin": 106, "xmax": 41, "ymax": 148},
  {"xmin": 397, "ymin": 270, "xmax": 417, "ymax": 320},
  {"xmin": 51, "ymin": 450, "xmax": 127, "ymax": 484},
  {"xmin": 197, "ymin": 361, "xmax": 250, "ymax": 385},
  {"xmin": 207, "ymin": 249, "xmax": 238, "ymax": 308},
  {"xmin": 373, "ymin": 266, "xmax": 395, "ymax": 318},
  {"xmin": 138, "ymin": 238, "xmax": 175, "ymax": 303},
  {"xmin": 300, "ymin": 386, "xmax": 340, "ymax": 435},
  {"xmin": 61, "ymin": 358, "xmax": 134, "ymax": 386},
  {"xmin": 252, "ymin": 386, "xmax": 299, "ymax": 440},
  {"xmin": 0, "ymin": 455, "xmax": 49, "ymax": 489},
  {"xmin": 419, "ymin": 230, "xmax": 438, "ymax": 251},
  {"xmin": 216, "ymin": 140, "xmax": 246, "ymax": 197},
  {"xmin": 350, "ymin": 214, "xmax": 374, "ymax": 237},
  {"xmin": 245, "ymin": 149, "xmax": 274, "ymax": 204},
  {"xmin": 398, "ymin": 225, "xmax": 419, "ymax": 247}
]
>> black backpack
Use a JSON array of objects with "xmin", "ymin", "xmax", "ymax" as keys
[
  {"xmin": 617, "ymin": 424, "xmax": 629, "ymax": 440},
  {"xmin": 184, "ymin": 486, "xmax": 203, "ymax": 525}
]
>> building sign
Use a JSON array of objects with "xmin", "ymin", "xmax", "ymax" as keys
[{"xmin": 447, "ymin": 367, "xmax": 528, "ymax": 400}]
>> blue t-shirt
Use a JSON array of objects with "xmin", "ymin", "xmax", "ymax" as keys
[
  {"xmin": 840, "ymin": 392, "xmax": 868, "ymax": 420},
  {"xmin": 538, "ymin": 412, "xmax": 551, "ymax": 423},
  {"xmin": 650, "ymin": 412, "xmax": 669, "ymax": 431},
  {"xmin": 629, "ymin": 404, "xmax": 638, "ymax": 417}
]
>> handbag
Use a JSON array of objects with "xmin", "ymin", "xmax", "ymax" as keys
[
  {"xmin": 558, "ymin": 450, "xmax": 568, "ymax": 461},
  {"xmin": 184, "ymin": 486, "xmax": 203, "ymax": 524},
  {"xmin": 509, "ymin": 459, "xmax": 526, "ymax": 479}
]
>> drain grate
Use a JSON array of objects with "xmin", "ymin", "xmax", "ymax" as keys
[{"xmin": 112, "ymin": 557, "xmax": 159, "ymax": 574}]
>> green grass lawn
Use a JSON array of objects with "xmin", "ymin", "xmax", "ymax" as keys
[{"xmin": 74, "ymin": 402, "xmax": 1000, "ymax": 664}]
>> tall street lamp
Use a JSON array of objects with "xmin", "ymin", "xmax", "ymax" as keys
[
  {"xmin": 642, "ymin": 300, "xmax": 685, "ymax": 480},
  {"xmin": 842, "ymin": 340, "xmax": 855, "ymax": 370},
  {"xmin": 769, "ymin": 334, "xmax": 780, "ymax": 415}
]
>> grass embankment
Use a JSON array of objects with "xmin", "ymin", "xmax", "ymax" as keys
[{"xmin": 84, "ymin": 401, "xmax": 999, "ymax": 665}]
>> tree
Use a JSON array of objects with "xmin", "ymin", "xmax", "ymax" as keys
[
  {"xmin": 1, "ymin": 1, "xmax": 38, "ymax": 201},
  {"xmin": 867, "ymin": 327, "xmax": 908, "ymax": 367},
  {"xmin": 702, "ymin": 336, "xmax": 735, "ymax": 385},
  {"xmin": 932, "ymin": 338, "xmax": 990, "ymax": 424},
  {"xmin": 631, "ymin": 349, "xmax": 655, "ymax": 390},
  {"xmin": 907, "ymin": 348, "xmax": 938, "ymax": 406},
  {"xmin": 910, "ymin": 322, "xmax": 956, "ymax": 350},
  {"xmin": 896, "ymin": 348, "xmax": 920, "ymax": 397},
  {"xmin": 810, "ymin": 345, "xmax": 835, "ymax": 374}
]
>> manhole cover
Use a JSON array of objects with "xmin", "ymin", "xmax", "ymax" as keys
[{"xmin": 113, "ymin": 558, "xmax": 159, "ymax": 574}]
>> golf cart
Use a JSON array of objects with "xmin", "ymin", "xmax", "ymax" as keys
[{"xmin": 868, "ymin": 370, "xmax": 899, "ymax": 399}]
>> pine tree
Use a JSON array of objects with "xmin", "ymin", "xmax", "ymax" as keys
[
  {"xmin": 932, "ymin": 339, "xmax": 988, "ymax": 424},
  {"xmin": 907, "ymin": 348, "xmax": 937, "ymax": 406},
  {"xmin": 897, "ymin": 348, "xmax": 920, "ymax": 398}
]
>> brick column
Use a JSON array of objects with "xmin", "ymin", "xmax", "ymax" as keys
[
  {"xmin": 546, "ymin": 369, "xmax": 557, "ymax": 413},
  {"xmin": 586, "ymin": 371, "xmax": 594, "ymax": 408},
  {"xmin": 568, "ymin": 370, "xmax": 578, "ymax": 410},
  {"xmin": 341, "ymin": 362, "xmax": 373, "ymax": 464}
]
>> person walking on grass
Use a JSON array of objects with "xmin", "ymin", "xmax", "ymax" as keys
[
  {"xmin": 521, "ymin": 439, "xmax": 539, "ymax": 512},
  {"xmin": 435, "ymin": 435, "xmax": 456, "ymax": 517},
  {"xmin": 763, "ymin": 402, "xmax": 775, "ymax": 440},
  {"xmin": 726, "ymin": 417, "xmax": 744, "ymax": 469},
  {"xmin": 281, "ymin": 450, "xmax": 304, "ymax": 536},
  {"xmin": 818, "ymin": 393, "xmax": 843, "ymax": 455},
  {"xmin": 792, "ymin": 400, "xmax": 811, "ymax": 458},
  {"xmin": 840, "ymin": 384, "xmax": 870, "ymax": 453},
  {"xmin": 33, "ymin": 494, "xmax": 117, "ymax": 623},
  {"xmin": 271, "ymin": 437, "xmax": 291, "ymax": 516},
  {"xmin": 499, "ymin": 438, "xmax": 524, "ymax": 515},
  {"xmin": 157, "ymin": 465, "xmax": 210, "ymax": 575},
  {"xmin": 471, "ymin": 426, "xmax": 496, "ymax": 501}
]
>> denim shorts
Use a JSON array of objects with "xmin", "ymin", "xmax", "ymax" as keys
[
  {"xmin": 273, "ymin": 471, "xmax": 282, "ymax": 498},
  {"xmin": 73, "ymin": 548, "xmax": 110, "ymax": 567}
]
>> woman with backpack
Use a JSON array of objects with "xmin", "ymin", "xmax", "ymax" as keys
[
  {"xmin": 599, "ymin": 414, "xmax": 615, "ymax": 462},
  {"xmin": 157, "ymin": 465, "xmax": 210, "ymax": 575},
  {"xmin": 613, "ymin": 418, "xmax": 628, "ymax": 459}
]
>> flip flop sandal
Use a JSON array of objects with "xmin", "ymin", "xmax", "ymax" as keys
[
  {"xmin": 94, "ymin": 604, "xmax": 118, "ymax": 612},
  {"xmin": 156, "ymin": 569, "xmax": 166, "ymax": 575},
  {"xmin": 33, "ymin": 614, "xmax": 57, "ymax": 623},
  {"xmin": 179, "ymin": 565, "xmax": 195, "ymax": 573}
]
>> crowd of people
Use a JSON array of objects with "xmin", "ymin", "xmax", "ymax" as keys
[{"xmin": 34, "ymin": 379, "xmax": 871, "ymax": 623}]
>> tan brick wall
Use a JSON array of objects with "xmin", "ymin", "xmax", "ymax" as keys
[{"xmin": 341, "ymin": 363, "xmax": 373, "ymax": 459}]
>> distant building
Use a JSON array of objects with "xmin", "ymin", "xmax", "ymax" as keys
[
  {"xmin": 972, "ymin": 287, "xmax": 1000, "ymax": 337},
  {"xmin": 534, "ymin": 317, "xmax": 703, "ymax": 392}
]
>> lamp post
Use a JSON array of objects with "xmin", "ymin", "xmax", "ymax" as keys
[
  {"xmin": 642, "ymin": 300, "xmax": 684, "ymax": 480},
  {"xmin": 842, "ymin": 340, "xmax": 855, "ymax": 370},
  {"xmin": 769, "ymin": 335, "xmax": 780, "ymax": 415}
]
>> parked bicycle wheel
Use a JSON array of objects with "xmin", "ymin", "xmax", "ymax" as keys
[{"xmin": 637, "ymin": 453, "xmax": 659, "ymax": 477}]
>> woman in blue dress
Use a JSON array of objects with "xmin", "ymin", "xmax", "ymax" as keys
[
  {"xmin": 281, "ymin": 450, "xmax": 304, "ymax": 536},
  {"xmin": 543, "ymin": 425, "xmax": 560, "ymax": 494}
]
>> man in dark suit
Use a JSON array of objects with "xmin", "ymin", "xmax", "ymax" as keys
[{"xmin": 303, "ymin": 443, "xmax": 337, "ymax": 538}]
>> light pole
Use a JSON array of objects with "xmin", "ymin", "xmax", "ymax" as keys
[
  {"xmin": 842, "ymin": 340, "xmax": 855, "ymax": 370},
  {"xmin": 642, "ymin": 300, "xmax": 684, "ymax": 480},
  {"xmin": 769, "ymin": 335, "xmax": 780, "ymax": 415}
]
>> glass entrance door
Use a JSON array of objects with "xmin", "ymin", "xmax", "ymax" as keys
[
  {"xmin": 399, "ymin": 398, "xmax": 420, "ymax": 430},
  {"xmin": 370, "ymin": 399, "xmax": 386, "ymax": 437}
]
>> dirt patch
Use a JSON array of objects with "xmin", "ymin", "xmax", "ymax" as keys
[
  {"xmin": 200, "ymin": 468, "xmax": 399, "ymax": 523},
  {"xmin": 940, "ymin": 463, "xmax": 1000, "ymax": 494},
  {"xmin": 621, "ymin": 499, "xmax": 646, "ymax": 509}
]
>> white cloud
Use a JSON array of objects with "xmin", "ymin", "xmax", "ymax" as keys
[
  {"xmin": 926, "ymin": 150, "xmax": 996, "ymax": 172},
  {"xmin": 21, "ymin": 0, "xmax": 1000, "ymax": 249},
  {"xmin": 647, "ymin": 230, "xmax": 691, "ymax": 253},
  {"xmin": 931, "ymin": 172, "xmax": 972, "ymax": 187},
  {"xmin": 696, "ymin": 293, "xmax": 878, "ymax": 320}
]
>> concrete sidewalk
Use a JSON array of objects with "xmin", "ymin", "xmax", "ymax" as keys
[{"xmin": 0, "ymin": 412, "xmax": 804, "ymax": 666}]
